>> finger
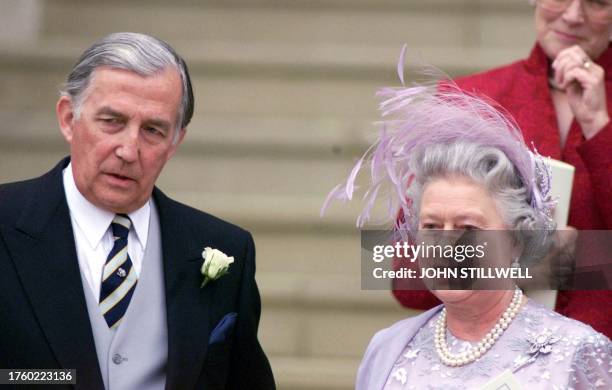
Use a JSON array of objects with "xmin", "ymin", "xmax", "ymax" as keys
[
  {"xmin": 555, "ymin": 53, "xmax": 596, "ymax": 86},
  {"xmin": 586, "ymin": 61, "xmax": 605, "ymax": 80},
  {"xmin": 559, "ymin": 67, "xmax": 598, "ymax": 90},
  {"xmin": 554, "ymin": 53, "xmax": 586, "ymax": 84},
  {"xmin": 564, "ymin": 45, "xmax": 589, "ymax": 62},
  {"xmin": 553, "ymin": 56, "xmax": 578, "ymax": 86},
  {"xmin": 555, "ymin": 58, "xmax": 584, "ymax": 87},
  {"xmin": 553, "ymin": 47, "xmax": 592, "ymax": 85},
  {"xmin": 553, "ymin": 45, "xmax": 588, "ymax": 69},
  {"xmin": 567, "ymin": 62, "xmax": 604, "ymax": 87}
]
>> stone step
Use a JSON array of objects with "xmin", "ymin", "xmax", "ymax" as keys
[
  {"xmin": 0, "ymin": 152, "xmax": 376, "ymax": 234},
  {"xmin": 257, "ymin": 272, "xmax": 412, "ymax": 358},
  {"xmin": 0, "ymin": 36, "xmax": 532, "ymax": 79},
  {"xmin": 1, "ymin": 0, "xmax": 535, "ymax": 113},
  {"xmin": 39, "ymin": 0, "xmax": 533, "ymax": 53},
  {"xmin": 0, "ymin": 54, "xmax": 385, "ymax": 114},
  {"xmin": 269, "ymin": 355, "xmax": 358, "ymax": 390},
  {"xmin": 0, "ymin": 42, "xmax": 534, "ymax": 116},
  {"xmin": 0, "ymin": 111, "xmax": 372, "ymax": 158},
  {"xmin": 0, "ymin": 147, "xmax": 386, "ymax": 270},
  {"xmin": 0, "ymin": 144, "xmax": 378, "ymax": 206}
]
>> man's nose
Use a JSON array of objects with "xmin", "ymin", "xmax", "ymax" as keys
[
  {"xmin": 562, "ymin": 0, "xmax": 586, "ymax": 24},
  {"xmin": 115, "ymin": 127, "xmax": 140, "ymax": 163}
]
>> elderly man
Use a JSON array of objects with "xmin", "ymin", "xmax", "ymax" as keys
[{"xmin": 0, "ymin": 32, "xmax": 275, "ymax": 390}]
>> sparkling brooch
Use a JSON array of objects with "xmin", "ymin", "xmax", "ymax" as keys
[{"xmin": 512, "ymin": 329, "xmax": 560, "ymax": 372}]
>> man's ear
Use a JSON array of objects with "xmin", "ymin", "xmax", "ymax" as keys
[
  {"xmin": 56, "ymin": 95, "xmax": 76, "ymax": 143},
  {"xmin": 167, "ymin": 128, "xmax": 187, "ymax": 160}
]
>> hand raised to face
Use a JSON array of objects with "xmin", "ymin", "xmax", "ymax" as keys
[{"xmin": 552, "ymin": 45, "xmax": 610, "ymax": 139}]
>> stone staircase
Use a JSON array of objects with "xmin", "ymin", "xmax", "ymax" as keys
[{"xmin": 0, "ymin": 0, "xmax": 534, "ymax": 388}]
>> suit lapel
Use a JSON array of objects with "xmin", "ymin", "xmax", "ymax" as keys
[
  {"xmin": 2, "ymin": 158, "xmax": 103, "ymax": 389},
  {"xmin": 154, "ymin": 189, "xmax": 214, "ymax": 390}
]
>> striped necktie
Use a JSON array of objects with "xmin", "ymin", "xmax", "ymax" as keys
[{"xmin": 99, "ymin": 214, "xmax": 138, "ymax": 329}]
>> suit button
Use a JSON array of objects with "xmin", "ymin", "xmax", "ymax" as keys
[{"xmin": 112, "ymin": 354, "xmax": 123, "ymax": 365}]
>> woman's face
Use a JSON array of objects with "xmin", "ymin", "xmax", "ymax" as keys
[
  {"xmin": 418, "ymin": 175, "xmax": 506, "ymax": 231},
  {"xmin": 535, "ymin": 0, "xmax": 612, "ymax": 60},
  {"xmin": 417, "ymin": 175, "xmax": 511, "ymax": 303}
]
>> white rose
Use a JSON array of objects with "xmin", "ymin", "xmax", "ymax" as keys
[{"xmin": 200, "ymin": 247, "xmax": 234, "ymax": 287}]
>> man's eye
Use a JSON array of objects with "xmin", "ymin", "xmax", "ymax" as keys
[
  {"xmin": 100, "ymin": 117, "xmax": 120, "ymax": 124},
  {"xmin": 144, "ymin": 127, "xmax": 164, "ymax": 136},
  {"xmin": 421, "ymin": 223, "xmax": 438, "ymax": 229},
  {"xmin": 461, "ymin": 225, "xmax": 480, "ymax": 231}
]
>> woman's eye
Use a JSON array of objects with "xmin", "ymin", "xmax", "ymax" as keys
[
  {"xmin": 461, "ymin": 225, "xmax": 480, "ymax": 231},
  {"xmin": 421, "ymin": 223, "xmax": 438, "ymax": 229}
]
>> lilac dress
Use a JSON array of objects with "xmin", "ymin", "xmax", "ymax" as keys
[{"xmin": 357, "ymin": 300, "xmax": 610, "ymax": 390}]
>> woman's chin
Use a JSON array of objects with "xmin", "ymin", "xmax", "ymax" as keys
[{"xmin": 431, "ymin": 289, "xmax": 475, "ymax": 305}]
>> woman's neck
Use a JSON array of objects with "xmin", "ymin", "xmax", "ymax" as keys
[
  {"xmin": 444, "ymin": 290, "xmax": 520, "ymax": 341},
  {"xmin": 548, "ymin": 66, "xmax": 574, "ymax": 148},
  {"xmin": 551, "ymin": 90, "xmax": 573, "ymax": 149}
]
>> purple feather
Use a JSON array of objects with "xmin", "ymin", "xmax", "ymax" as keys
[
  {"xmin": 345, "ymin": 156, "xmax": 364, "ymax": 200},
  {"xmin": 320, "ymin": 183, "xmax": 343, "ymax": 217},
  {"xmin": 397, "ymin": 44, "xmax": 408, "ymax": 86},
  {"xmin": 321, "ymin": 47, "xmax": 554, "ymax": 232}
]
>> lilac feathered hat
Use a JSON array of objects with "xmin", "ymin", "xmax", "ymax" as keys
[{"xmin": 322, "ymin": 45, "xmax": 555, "ymax": 233}]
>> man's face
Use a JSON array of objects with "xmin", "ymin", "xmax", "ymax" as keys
[{"xmin": 57, "ymin": 66, "xmax": 186, "ymax": 213}]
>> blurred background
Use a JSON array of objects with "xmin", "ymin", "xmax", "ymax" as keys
[{"xmin": 0, "ymin": 0, "xmax": 534, "ymax": 388}]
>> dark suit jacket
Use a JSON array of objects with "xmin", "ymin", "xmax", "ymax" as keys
[{"xmin": 0, "ymin": 158, "xmax": 276, "ymax": 390}]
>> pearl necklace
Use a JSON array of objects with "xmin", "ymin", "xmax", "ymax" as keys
[{"xmin": 434, "ymin": 288, "xmax": 523, "ymax": 367}]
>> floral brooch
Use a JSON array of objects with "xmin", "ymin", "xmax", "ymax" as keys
[
  {"xmin": 512, "ymin": 329, "xmax": 560, "ymax": 373},
  {"xmin": 200, "ymin": 247, "xmax": 234, "ymax": 287}
]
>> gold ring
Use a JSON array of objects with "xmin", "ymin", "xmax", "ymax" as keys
[{"xmin": 582, "ymin": 59, "xmax": 592, "ymax": 70}]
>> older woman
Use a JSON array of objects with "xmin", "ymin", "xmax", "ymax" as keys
[
  {"xmin": 323, "ymin": 79, "xmax": 611, "ymax": 388},
  {"xmin": 394, "ymin": 0, "xmax": 612, "ymax": 337}
]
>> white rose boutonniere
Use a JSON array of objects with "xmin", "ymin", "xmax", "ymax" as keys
[{"xmin": 201, "ymin": 247, "xmax": 234, "ymax": 287}]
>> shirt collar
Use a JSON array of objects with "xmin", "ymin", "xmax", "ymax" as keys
[{"xmin": 62, "ymin": 162, "xmax": 150, "ymax": 250}]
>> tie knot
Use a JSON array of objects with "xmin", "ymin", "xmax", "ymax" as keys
[{"xmin": 111, "ymin": 214, "xmax": 131, "ymax": 239}]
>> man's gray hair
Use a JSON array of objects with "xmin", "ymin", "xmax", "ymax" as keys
[
  {"xmin": 408, "ymin": 141, "xmax": 554, "ymax": 263},
  {"xmin": 60, "ymin": 32, "xmax": 194, "ymax": 139}
]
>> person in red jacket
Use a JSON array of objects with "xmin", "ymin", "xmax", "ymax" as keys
[{"xmin": 394, "ymin": 0, "xmax": 612, "ymax": 337}]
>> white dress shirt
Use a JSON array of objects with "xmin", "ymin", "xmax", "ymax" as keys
[{"xmin": 63, "ymin": 163, "xmax": 150, "ymax": 300}]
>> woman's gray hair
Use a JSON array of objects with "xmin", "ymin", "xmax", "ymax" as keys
[
  {"xmin": 323, "ymin": 71, "xmax": 557, "ymax": 264},
  {"xmin": 408, "ymin": 141, "xmax": 554, "ymax": 263},
  {"xmin": 60, "ymin": 32, "xmax": 194, "ymax": 141}
]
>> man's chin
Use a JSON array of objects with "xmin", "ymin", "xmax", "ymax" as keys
[{"xmin": 89, "ymin": 191, "xmax": 147, "ymax": 214}]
